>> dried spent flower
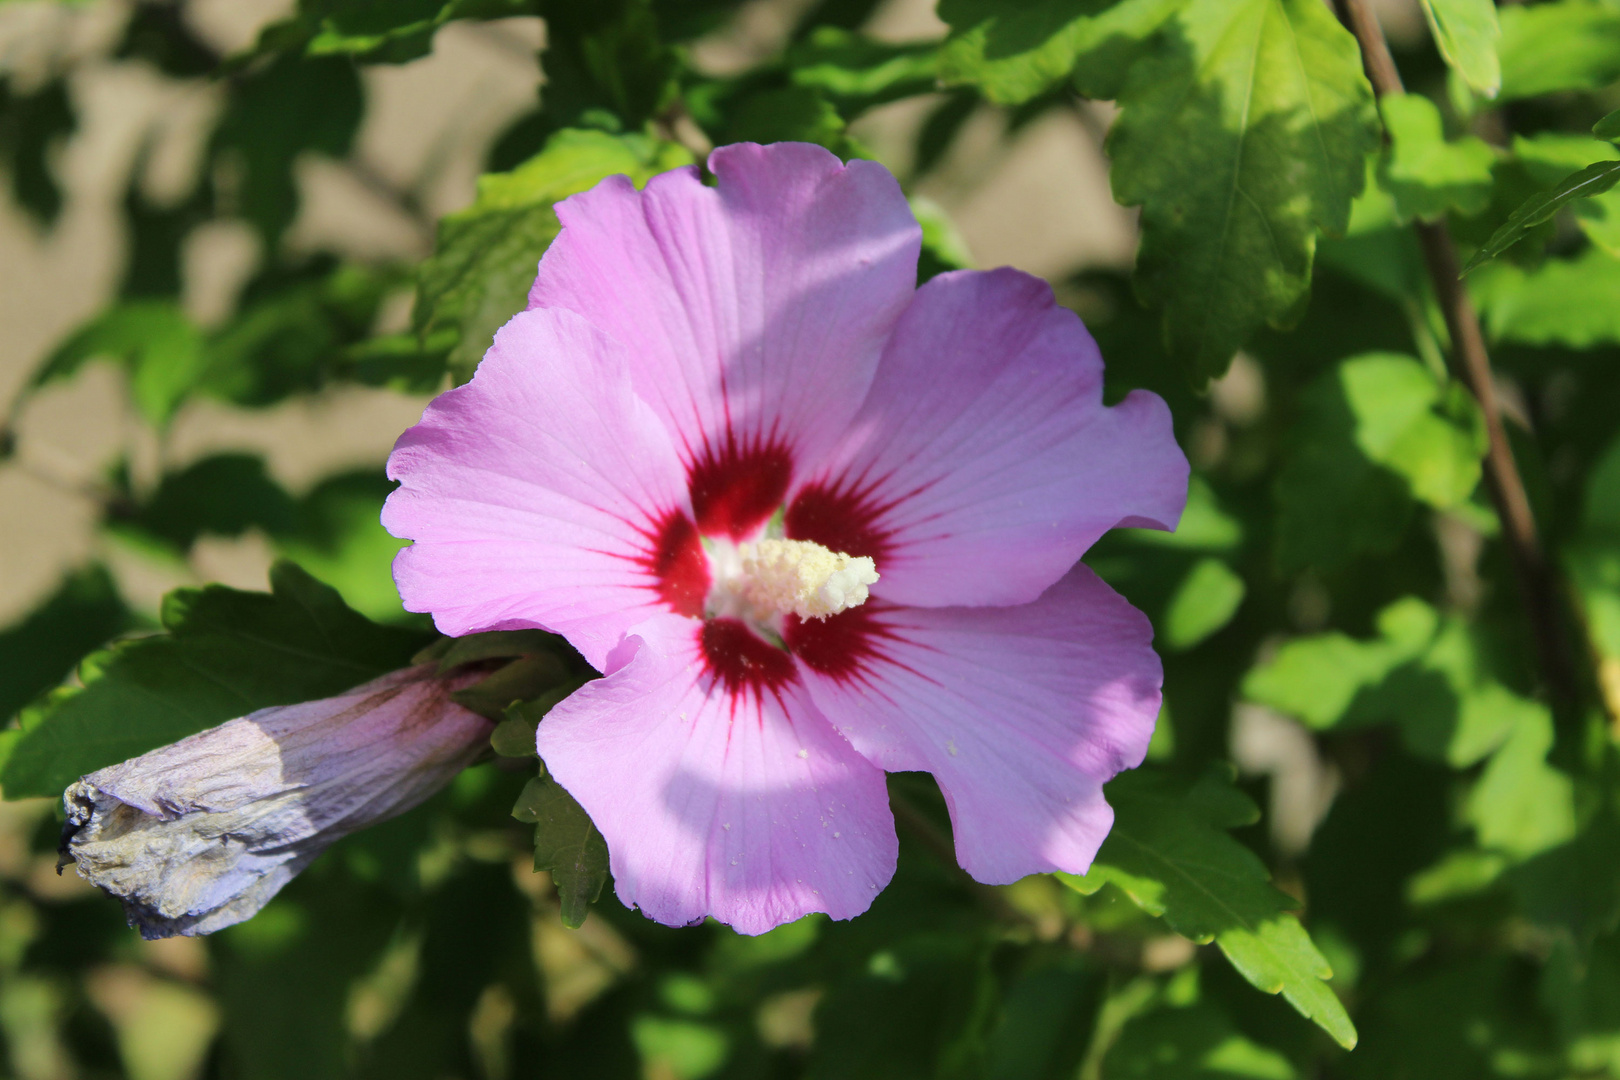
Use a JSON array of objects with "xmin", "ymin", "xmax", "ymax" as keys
[{"xmin": 60, "ymin": 664, "xmax": 489, "ymax": 939}]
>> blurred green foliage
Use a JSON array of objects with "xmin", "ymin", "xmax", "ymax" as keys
[{"xmin": 2, "ymin": 0, "xmax": 1620, "ymax": 1076}]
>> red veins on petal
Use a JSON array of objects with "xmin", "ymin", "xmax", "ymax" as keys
[
  {"xmin": 701, "ymin": 618, "xmax": 796, "ymax": 698},
  {"xmin": 784, "ymin": 605, "xmax": 896, "ymax": 685},
  {"xmin": 688, "ymin": 433, "xmax": 793, "ymax": 540},
  {"xmin": 784, "ymin": 480, "xmax": 894, "ymax": 565},
  {"xmin": 636, "ymin": 510, "xmax": 709, "ymax": 619}
]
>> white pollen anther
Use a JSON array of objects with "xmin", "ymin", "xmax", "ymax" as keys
[{"xmin": 733, "ymin": 538, "xmax": 879, "ymax": 621}]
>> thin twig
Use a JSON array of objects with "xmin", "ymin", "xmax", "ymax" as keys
[{"xmin": 1338, "ymin": 0, "xmax": 1578, "ymax": 703}]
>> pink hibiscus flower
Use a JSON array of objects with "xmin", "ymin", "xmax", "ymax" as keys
[{"xmin": 383, "ymin": 142, "xmax": 1188, "ymax": 935}]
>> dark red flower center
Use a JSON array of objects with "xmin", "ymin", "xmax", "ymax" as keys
[{"xmin": 635, "ymin": 430, "xmax": 898, "ymax": 696}]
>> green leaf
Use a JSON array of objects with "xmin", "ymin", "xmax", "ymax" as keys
[
  {"xmin": 1274, "ymin": 353, "xmax": 1483, "ymax": 573},
  {"xmin": 1161, "ymin": 557, "xmax": 1246, "ymax": 651},
  {"xmin": 0, "ymin": 566, "xmax": 132, "ymax": 724},
  {"xmin": 249, "ymin": 0, "xmax": 533, "ymax": 65},
  {"xmin": 0, "ymin": 562, "xmax": 427, "ymax": 800},
  {"xmin": 1377, "ymin": 93, "xmax": 1496, "ymax": 222},
  {"xmin": 1498, "ymin": 0, "xmax": 1620, "ymax": 101},
  {"xmin": 32, "ymin": 301, "xmax": 207, "ymax": 427},
  {"xmin": 1104, "ymin": 1001, "xmax": 1297, "ymax": 1079},
  {"xmin": 1060, "ymin": 768, "xmax": 1357, "ymax": 1048},
  {"xmin": 274, "ymin": 470, "xmax": 413, "ymax": 623},
  {"xmin": 120, "ymin": 453, "xmax": 298, "ymax": 550},
  {"xmin": 1508, "ymin": 133, "xmax": 1620, "ymax": 257},
  {"xmin": 414, "ymin": 128, "xmax": 691, "ymax": 383},
  {"xmin": 513, "ymin": 770, "xmax": 609, "ymax": 928},
  {"xmin": 451, "ymin": 654, "xmax": 572, "ymax": 720},
  {"xmin": 1418, "ymin": 0, "xmax": 1501, "ymax": 99},
  {"xmin": 0, "ymin": 76, "xmax": 77, "ymax": 226},
  {"xmin": 1244, "ymin": 596, "xmax": 1529, "ymax": 769},
  {"xmin": 1463, "ymin": 701, "xmax": 1575, "ymax": 861},
  {"xmin": 199, "ymin": 260, "xmax": 417, "ymax": 407},
  {"xmin": 417, "ymin": 628, "xmax": 569, "ymax": 672},
  {"xmin": 786, "ymin": 27, "xmax": 940, "ymax": 115},
  {"xmin": 1471, "ymin": 247, "xmax": 1620, "ymax": 346},
  {"xmin": 1598, "ymin": 107, "xmax": 1620, "ymax": 142},
  {"xmin": 1464, "ymin": 160, "xmax": 1620, "ymax": 272},
  {"xmin": 937, "ymin": 0, "xmax": 1182, "ymax": 104},
  {"xmin": 212, "ymin": 53, "xmax": 362, "ymax": 246},
  {"xmin": 1108, "ymin": 0, "xmax": 1379, "ymax": 382}
]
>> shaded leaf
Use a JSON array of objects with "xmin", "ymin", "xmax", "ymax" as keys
[
  {"xmin": 1471, "ymin": 247, "xmax": 1620, "ymax": 346},
  {"xmin": 786, "ymin": 27, "xmax": 939, "ymax": 115},
  {"xmin": 1464, "ymin": 160, "xmax": 1620, "ymax": 272},
  {"xmin": 0, "ymin": 76, "xmax": 76, "ymax": 226},
  {"xmin": 1062, "ymin": 768, "xmax": 1357, "ymax": 1048},
  {"xmin": 513, "ymin": 770, "xmax": 609, "ymax": 928},
  {"xmin": 32, "ymin": 301, "xmax": 207, "ymax": 427},
  {"xmin": 1598, "ymin": 107, "xmax": 1620, "ymax": 142},
  {"xmin": 251, "ymin": 0, "xmax": 534, "ymax": 66},
  {"xmin": 1419, "ymin": 0, "xmax": 1501, "ymax": 99},
  {"xmin": 1108, "ymin": 0, "xmax": 1379, "ymax": 381},
  {"xmin": 0, "ymin": 566, "xmax": 131, "ymax": 725},
  {"xmin": 1463, "ymin": 702, "xmax": 1574, "ymax": 861},
  {"xmin": 1275, "ymin": 353, "xmax": 1483, "ymax": 573},
  {"xmin": 0, "ymin": 562, "xmax": 427, "ymax": 799},
  {"xmin": 1497, "ymin": 0, "xmax": 1620, "ymax": 101},
  {"xmin": 1105, "ymin": 1000, "xmax": 1297, "ymax": 1079}
]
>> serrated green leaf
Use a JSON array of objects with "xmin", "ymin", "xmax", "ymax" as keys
[
  {"xmin": 415, "ymin": 128, "xmax": 691, "ymax": 383},
  {"xmin": 1464, "ymin": 160, "xmax": 1620, "ymax": 272},
  {"xmin": 937, "ymin": 0, "xmax": 1182, "ymax": 104},
  {"xmin": 513, "ymin": 771, "xmax": 609, "ymax": 927},
  {"xmin": 1061, "ymin": 768, "xmax": 1356, "ymax": 1048},
  {"xmin": 1471, "ymin": 247, "xmax": 1620, "ymax": 345},
  {"xmin": 0, "ymin": 562, "xmax": 427, "ymax": 800},
  {"xmin": 32, "ymin": 301, "xmax": 207, "ymax": 427},
  {"xmin": 1498, "ymin": 1, "xmax": 1620, "ymax": 101},
  {"xmin": 1378, "ymin": 93, "xmax": 1496, "ymax": 222},
  {"xmin": 1419, "ymin": 0, "xmax": 1501, "ymax": 99},
  {"xmin": 1108, "ymin": 0, "xmax": 1379, "ymax": 382}
]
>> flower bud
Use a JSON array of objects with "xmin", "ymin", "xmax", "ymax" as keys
[{"xmin": 60, "ymin": 664, "xmax": 490, "ymax": 939}]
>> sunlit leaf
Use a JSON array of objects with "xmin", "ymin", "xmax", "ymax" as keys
[
  {"xmin": 1378, "ymin": 92, "xmax": 1496, "ymax": 222},
  {"xmin": 1061, "ymin": 768, "xmax": 1357, "ymax": 1048},
  {"xmin": 1108, "ymin": 0, "xmax": 1378, "ymax": 381},
  {"xmin": 1419, "ymin": 0, "xmax": 1501, "ymax": 99}
]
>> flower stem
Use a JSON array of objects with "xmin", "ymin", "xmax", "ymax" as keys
[{"xmin": 1339, "ymin": 0, "xmax": 1578, "ymax": 704}]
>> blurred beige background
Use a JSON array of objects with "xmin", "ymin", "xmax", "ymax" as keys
[{"xmin": 0, "ymin": 0, "xmax": 1148, "ymax": 627}]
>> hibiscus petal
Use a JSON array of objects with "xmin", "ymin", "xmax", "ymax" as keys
[
  {"xmin": 791, "ymin": 565, "xmax": 1161, "ymax": 885},
  {"xmin": 537, "ymin": 616, "xmax": 898, "ymax": 935},
  {"xmin": 786, "ymin": 268, "xmax": 1188, "ymax": 608},
  {"xmin": 527, "ymin": 142, "xmax": 921, "ymax": 533},
  {"xmin": 384, "ymin": 308, "xmax": 697, "ymax": 669}
]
